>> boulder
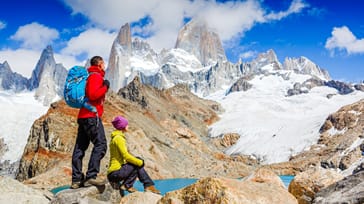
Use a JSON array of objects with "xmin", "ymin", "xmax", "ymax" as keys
[
  {"xmin": 313, "ymin": 170, "xmax": 364, "ymax": 204},
  {"xmin": 0, "ymin": 176, "xmax": 51, "ymax": 204},
  {"xmin": 288, "ymin": 167, "xmax": 343, "ymax": 204},
  {"xmin": 158, "ymin": 177, "xmax": 297, "ymax": 204},
  {"xmin": 120, "ymin": 192, "xmax": 162, "ymax": 204},
  {"xmin": 50, "ymin": 184, "xmax": 121, "ymax": 204},
  {"xmin": 243, "ymin": 168, "xmax": 286, "ymax": 189}
]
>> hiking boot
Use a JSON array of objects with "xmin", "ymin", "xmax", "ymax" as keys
[
  {"xmin": 144, "ymin": 185, "xmax": 161, "ymax": 194},
  {"xmin": 109, "ymin": 181, "xmax": 120, "ymax": 190},
  {"xmin": 70, "ymin": 181, "xmax": 82, "ymax": 189},
  {"xmin": 83, "ymin": 177, "xmax": 107, "ymax": 187},
  {"xmin": 120, "ymin": 185, "xmax": 138, "ymax": 193}
]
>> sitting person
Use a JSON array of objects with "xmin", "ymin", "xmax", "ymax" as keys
[{"xmin": 107, "ymin": 115, "xmax": 160, "ymax": 194}]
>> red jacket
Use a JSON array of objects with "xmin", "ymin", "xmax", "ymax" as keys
[{"xmin": 78, "ymin": 65, "xmax": 108, "ymax": 118}]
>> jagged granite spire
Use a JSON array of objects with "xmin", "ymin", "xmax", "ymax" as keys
[
  {"xmin": 250, "ymin": 49, "xmax": 282, "ymax": 71},
  {"xmin": 0, "ymin": 61, "xmax": 28, "ymax": 91},
  {"xmin": 175, "ymin": 18, "xmax": 227, "ymax": 66},
  {"xmin": 283, "ymin": 56, "xmax": 331, "ymax": 80},
  {"xmin": 29, "ymin": 45, "xmax": 68, "ymax": 105},
  {"xmin": 29, "ymin": 45, "xmax": 57, "ymax": 90},
  {"xmin": 106, "ymin": 23, "xmax": 158, "ymax": 92},
  {"xmin": 106, "ymin": 23, "xmax": 133, "ymax": 92}
]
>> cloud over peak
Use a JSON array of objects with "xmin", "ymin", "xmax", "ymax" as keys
[
  {"xmin": 10, "ymin": 22, "xmax": 59, "ymax": 50},
  {"xmin": 325, "ymin": 26, "xmax": 364, "ymax": 55}
]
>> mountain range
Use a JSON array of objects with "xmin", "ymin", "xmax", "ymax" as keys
[{"xmin": 0, "ymin": 18, "xmax": 364, "ymax": 167}]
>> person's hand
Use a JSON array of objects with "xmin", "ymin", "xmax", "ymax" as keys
[
  {"xmin": 136, "ymin": 156, "xmax": 144, "ymax": 167},
  {"xmin": 103, "ymin": 80, "xmax": 110, "ymax": 89}
]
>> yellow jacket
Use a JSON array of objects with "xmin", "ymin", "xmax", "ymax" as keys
[{"xmin": 107, "ymin": 130, "xmax": 143, "ymax": 175}]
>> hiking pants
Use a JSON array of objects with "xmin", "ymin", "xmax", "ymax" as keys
[
  {"xmin": 107, "ymin": 163, "xmax": 154, "ymax": 188},
  {"xmin": 72, "ymin": 117, "xmax": 107, "ymax": 182}
]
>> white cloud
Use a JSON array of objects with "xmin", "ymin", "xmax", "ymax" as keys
[
  {"xmin": 2, "ymin": 0, "xmax": 307, "ymax": 78},
  {"xmin": 325, "ymin": 26, "xmax": 364, "ymax": 55},
  {"xmin": 62, "ymin": 0, "xmax": 307, "ymax": 51},
  {"xmin": 0, "ymin": 20, "xmax": 6, "ymax": 30},
  {"xmin": 10, "ymin": 22, "xmax": 59, "ymax": 50},
  {"xmin": 54, "ymin": 53, "xmax": 83, "ymax": 70},
  {"xmin": 265, "ymin": 0, "xmax": 307, "ymax": 20},
  {"xmin": 0, "ymin": 49, "xmax": 41, "ymax": 78},
  {"xmin": 60, "ymin": 28, "xmax": 116, "ymax": 62},
  {"xmin": 239, "ymin": 50, "xmax": 257, "ymax": 60}
]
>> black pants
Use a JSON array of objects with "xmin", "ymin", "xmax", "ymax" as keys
[
  {"xmin": 72, "ymin": 117, "xmax": 107, "ymax": 182},
  {"xmin": 107, "ymin": 163, "xmax": 154, "ymax": 189}
]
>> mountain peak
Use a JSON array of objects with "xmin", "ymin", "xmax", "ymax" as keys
[
  {"xmin": 283, "ymin": 56, "xmax": 330, "ymax": 80},
  {"xmin": 175, "ymin": 18, "xmax": 227, "ymax": 66},
  {"xmin": 115, "ymin": 23, "xmax": 132, "ymax": 54}
]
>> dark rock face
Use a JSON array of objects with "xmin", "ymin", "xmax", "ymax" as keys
[
  {"xmin": 324, "ymin": 80, "xmax": 354, "ymax": 95},
  {"xmin": 227, "ymin": 77, "xmax": 253, "ymax": 94},
  {"xmin": 118, "ymin": 76, "xmax": 148, "ymax": 108},
  {"xmin": 354, "ymin": 84, "xmax": 364, "ymax": 92},
  {"xmin": 313, "ymin": 170, "xmax": 364, "ymax": 204},
  {"xmin": 286, "ymin": 77, "xmax": 325, "ymax": 96}
]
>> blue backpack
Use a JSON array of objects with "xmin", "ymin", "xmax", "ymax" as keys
[{"xmin": 63, "ymin": 66, "xmax": 96, "ymax": 112}]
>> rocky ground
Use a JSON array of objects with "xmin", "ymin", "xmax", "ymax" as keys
[{"xmin": 16, "ymin": 77, "xmax": 256, "ymax": 191}]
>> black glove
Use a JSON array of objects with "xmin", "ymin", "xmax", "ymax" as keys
[
  {"xmin": 136, "ymin": 156, "xmax": 144, "ymax": 168},
  {"xmin": 103, "ymin": 79, "xmax": 110, "ymax": 89}
]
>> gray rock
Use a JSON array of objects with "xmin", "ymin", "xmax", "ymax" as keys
[
  {"xmin": 50, "ymin": 184, "xmax": 121, "ymax": 204},
  {"xmin": 227, "ymin": 77, "xmax": 253, "ymax": 94},
  {"xmin": 324, "ymin": 80, "xmax": 354, "ymax": 95},
  {"xmin": 313, "ymin": 170, "xmax": 364, "ymax": 204},
  {"xmin": 0, "ymin": 176, "xmax": 51, "ymax": 204}
]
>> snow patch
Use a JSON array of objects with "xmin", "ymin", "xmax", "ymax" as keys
[{"xmin": 0, "ymin": 90, "xmax": 48, "ymax": 162}]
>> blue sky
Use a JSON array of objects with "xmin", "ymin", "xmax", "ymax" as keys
[{"xmin": 0, "ymin": 0, "xmax": 363, "ymax": 82}]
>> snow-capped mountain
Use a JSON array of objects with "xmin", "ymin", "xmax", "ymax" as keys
[
  {"xmin": 175, "ymin": 18, "xmax": 227, "ymax": 66},
  {"xmin": 0, "ymin": 61, "xmax": 28, "ymax": 92},
  {"xmin": 105, "ymin": 23, "xmax": 159, "ymax": 92},
  {"xmin": 30, "ymin": 46, "xmax": 68, "ymax": 105},
  {"xmin": 106, "ymin": 20, "xmax": 333, "ymax": 97},
  {"xmin": 1, "ymin": 17, "xmax": 364, "ymax": 176},
  {"xmin": 0, "ymin": 46, "xmax": 67, "ymax": 106},
  {"xmin": 207, "ymin": 64, "xmax": 364, "ymax": 164}
]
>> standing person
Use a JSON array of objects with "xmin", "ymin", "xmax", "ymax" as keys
[
  {"xmin": 71, "ymin": 56, "xmax": 110, "ymax": 189},
  {"xmin": 107, "ymin": 116, "xmax": 160, "ymax": 194}
]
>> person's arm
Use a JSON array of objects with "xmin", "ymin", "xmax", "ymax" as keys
[
  {"xmin": 114, "ymin": 136, "xmax": 144, "ymax": 167},
  {"xmin": 86, "ymin": 74, "xmax": 108, "ymax": 101}
]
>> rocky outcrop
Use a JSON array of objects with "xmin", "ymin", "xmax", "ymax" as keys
[
  {"xmin": 175, "ymin": 18, "xmax": 227, "ymax": 66},
  {"xmin": 0, "ymin": 176, "xmax": 51, "ymax": 204},
  {"xmin": 288, "ymin": 167, "xmax": 343, "ymax": 204},
  {"xmin": 354, "ymin": 83, "xmax": 364, "ymax": 92},
  {"xmin": 324, "ymin": 80, "xmax": 354, "ymax": 95},
  {"xmin": 313, "ymin": 169, "xmax": 364, "ymax": 204},
  {"xmin": 16, "ymin": 79, "xmax": 255, "ymax": 190},
  {"xmin": 227, "ymin": 76, "xmax": 253, "ymax": 94},
  {"xmin": 159, "ymin": 175, "xmax": 297, "ymax": 204},
  {"xmin": 243, "ymin": 168, "xmax": 286, "ymax": 189},
  {"xmin": 287, "ymin": 77, "xmax": 325, "ymax": 96}
]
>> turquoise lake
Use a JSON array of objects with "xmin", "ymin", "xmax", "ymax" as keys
[{"xmin": 51, "ymin": 175, "xmax": 294, "ymax": 195}]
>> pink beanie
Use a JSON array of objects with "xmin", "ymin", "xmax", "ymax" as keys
[{"xmin": 112, "ymin": 116, "xmax": 128, "ymax": 130}]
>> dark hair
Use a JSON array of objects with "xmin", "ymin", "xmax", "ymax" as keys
[{"xmin": 90, "ymin": 56, "xmax": 103, "ymax": 66}]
